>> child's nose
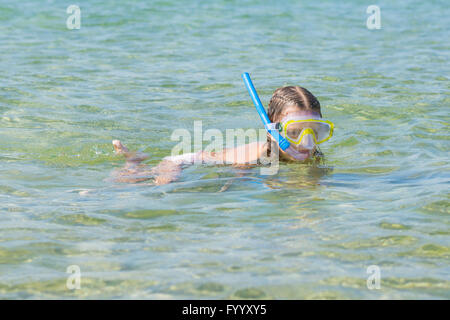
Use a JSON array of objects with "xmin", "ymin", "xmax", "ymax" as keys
[{"xmin": 298, "ymin": 133, "xmax": 315, "ymax": 150}]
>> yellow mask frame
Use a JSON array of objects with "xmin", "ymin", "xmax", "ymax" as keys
[{"xmin": 279, "ymin": 118, "xmax": 335, "ymax": 146}]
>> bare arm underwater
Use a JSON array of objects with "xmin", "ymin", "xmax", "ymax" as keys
[{"xmin": 112, "ymin": 140, "xmax": 268, "ymax": 185}]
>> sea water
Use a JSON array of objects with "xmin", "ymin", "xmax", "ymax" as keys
[{"xmin": 0, "ymin": 0, "xmax": 448, "ymax": 299}]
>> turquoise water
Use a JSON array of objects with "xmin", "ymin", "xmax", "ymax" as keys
[{"xmin": 0, "ymin": 0, "xmax": 449, "ymax": 299}]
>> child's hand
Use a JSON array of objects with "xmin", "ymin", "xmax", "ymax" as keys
[{"xmin": 113, "ymin": 140, "xmax": 149, "ymax": 162}]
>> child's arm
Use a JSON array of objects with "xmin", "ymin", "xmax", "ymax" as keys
[
  {"xmin": 151, "ymin": 159, "xmax": 182, "ymax": 185},
  {"xmin": 202, "ymin": 141, "xmax": 267, "ymax": 166},
  {"xmin": 113, "ymin": 140, "xmax": 267, "ymax": 186},
  {"xmin": 151, "ymin": 152, "xmax": 200, "ymax": 185},
  {"xmin": 152, "ymin": 142, "xmax": 267, "ymax": 185}
]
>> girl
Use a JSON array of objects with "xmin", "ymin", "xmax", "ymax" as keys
[{"xmin": 112, "ymin": 84, "xmax": 333, "ymax": 185}]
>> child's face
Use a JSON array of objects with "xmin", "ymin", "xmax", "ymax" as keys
[{"xmin": 273, "ymin": 106, "xmax": 322, "ymax": 161}]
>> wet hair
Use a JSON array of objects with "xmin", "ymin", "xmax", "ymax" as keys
[
  {"xmin": 267, "ymin": 86, "xmax": 322, "ymax": 122},
  {"xmin": 265, "ymin": 86, "xmax": 323, "ymax": 158}
]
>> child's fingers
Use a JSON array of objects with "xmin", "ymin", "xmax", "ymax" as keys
[{"xmin": 112, "ymin": 140, "xmax": 129, "ymax": 154}]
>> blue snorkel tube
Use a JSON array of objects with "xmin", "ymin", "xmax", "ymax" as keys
[{"xmin": 242, "ymin": 72, "xmax": 290, "ymax": 151}]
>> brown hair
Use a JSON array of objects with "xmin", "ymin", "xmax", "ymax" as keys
[{"xmin": 267, "ymin": 86, "xmax": 321, "ymax": 122}]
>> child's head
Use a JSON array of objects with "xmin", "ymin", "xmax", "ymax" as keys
[
  {"xmin": 267, "ymin": 86, "xmax": 323, "ymax": 161},
  {"xmin": 268, "ymin": 86, "xmax": 322, "ymax": 122}
]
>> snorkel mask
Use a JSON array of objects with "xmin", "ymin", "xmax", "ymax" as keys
[
  {"xmin": 278, "ymin": 113, "xmax": 334, "ymax": 150},
  {"xmin": 242, "ymin": 72, "xmax": 334, "ymax": 160}
]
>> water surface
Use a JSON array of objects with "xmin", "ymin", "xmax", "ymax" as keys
[{"xmin": 0, "ymin": 0, "xmax": 449, "ymax": 299}]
